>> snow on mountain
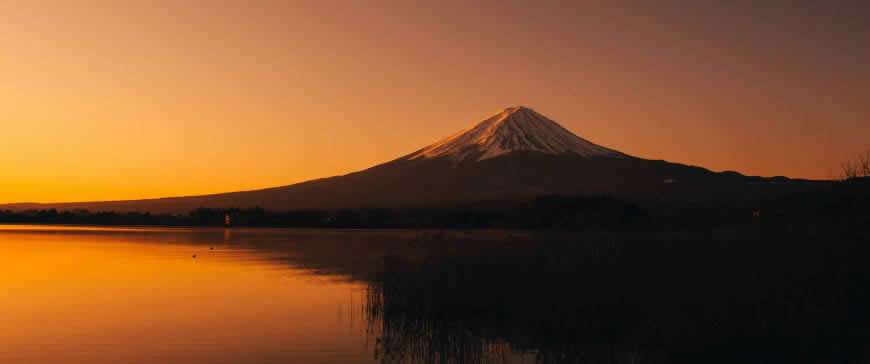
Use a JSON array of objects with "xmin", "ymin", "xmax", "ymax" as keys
[{"xmin": 408, "ymin": 106, "xmax": 625, "ymax": 162}]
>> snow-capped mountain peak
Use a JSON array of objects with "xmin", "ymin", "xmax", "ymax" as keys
[{"xmin": 408, "ymin": 106, "xmax": 624, "ymax": 162}]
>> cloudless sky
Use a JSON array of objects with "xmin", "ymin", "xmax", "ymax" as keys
[{"xmin": 2, "ymin": 0, "xmax": 868, "ymax": 203}]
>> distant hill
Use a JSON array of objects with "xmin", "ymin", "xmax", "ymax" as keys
[{"xmin": 1, "ymin": 106, "xmax": 824, "ymax": 213}]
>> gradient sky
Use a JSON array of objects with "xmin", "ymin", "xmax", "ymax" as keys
[{"xmin": 2, "ymin": 1, "xmax": 868, "ymax": 203}]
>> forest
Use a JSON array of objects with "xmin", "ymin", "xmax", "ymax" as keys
[{"xmin": 2, "ymin": 178, "xmax": 867, "ymax": 235}]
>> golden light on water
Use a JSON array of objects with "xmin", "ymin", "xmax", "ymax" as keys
[{"xmin": 0, "ymin": 227, "xmax": 370, "ymax": 363}]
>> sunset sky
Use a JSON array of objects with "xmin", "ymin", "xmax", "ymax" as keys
[{"xmin": 2, "ymin": 1, "xmax": 868, "ymax": 203}]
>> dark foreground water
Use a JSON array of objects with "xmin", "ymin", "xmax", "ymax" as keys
[{"xmin": 0, "ymin": 225, "xmax": 866, "ymax": 363}]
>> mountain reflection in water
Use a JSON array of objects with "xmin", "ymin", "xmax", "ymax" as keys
[
  {"xmin": 257, "ymin": 229, "xmax": 868, "ymax": 363},
  {"xmin": 0, "ymin": 227, "xmax": 866, "ymax": 364},
  {"xmin": 299, "ymin": 232, "xmax": 870, "ymax": 363}
]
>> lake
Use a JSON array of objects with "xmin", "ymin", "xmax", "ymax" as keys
[{"xmin": 0, "ymin": 225, "xmax": 866, "ymax": 363}]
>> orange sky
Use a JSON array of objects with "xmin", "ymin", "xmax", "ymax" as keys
[{"xmin": 2, "ymin": 1, "xmax": 868, "ymax": 203}]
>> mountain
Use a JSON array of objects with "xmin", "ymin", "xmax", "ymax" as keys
[
  {"xmin": 2, "ymin": 106, "xmax": 819, "ymax": 213},
  {"xmin": 408, "ymin": 106, "xmax": 624, "ymax": 161}
]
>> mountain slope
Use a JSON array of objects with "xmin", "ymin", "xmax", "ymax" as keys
[
  {"xmin": 1, "ymin": 107, "xmax": 818, "ymax": 213},
  {"xmin": 408, "ymin": 106, "xmax": 624, "ymax": 161}
]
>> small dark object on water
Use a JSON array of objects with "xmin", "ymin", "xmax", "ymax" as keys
[
  {"xmin": 210, "ymin": 247, "xmax": 214, "ymax": 250},
  {"xmin": 192, "ymin": 254, "xmax": 197, "ymax": 258}
]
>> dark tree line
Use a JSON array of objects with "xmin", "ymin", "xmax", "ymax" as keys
[
  {"xmin": 2, "ymin": 181, "xmax": 868, "ymax": 233},
  {"xmin": 0, "ymin": 196, "xmax": 650, "ymax": 230}
]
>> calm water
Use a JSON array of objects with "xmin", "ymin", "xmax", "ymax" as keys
[
  {"xmin": 0, "ymin": 225, "xmax": 866, "ymax": 363},
  {"xmin": 0, "ymin": 226, "xmax": 537, "ymax": 364}
]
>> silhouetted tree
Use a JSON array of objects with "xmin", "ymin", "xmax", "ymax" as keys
[{"xmin": 841, "ymin": 149, "xmax": 870, "ymax": 180}]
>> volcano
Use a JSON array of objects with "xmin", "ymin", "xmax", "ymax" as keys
[
  {"xmin": 408, "ymin": 106, "xmax": 624, "ymax": 161},
  {"xmin": 2, "ymin": 106, "xmax": 813, "ymax": 213}
]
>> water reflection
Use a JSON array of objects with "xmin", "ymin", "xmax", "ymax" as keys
[
  {"xmin": 0, "ymin": 226, "xmax": 866, "ymax": 363},
  {"xmin": 287, "ymin": 230, "xmax": 868, "ymax": 364},
  {"xmin": 0, "ymin": 226, "xmax": 375, "ymax": 364},
  {"xmin": 356, "ymin": 235, "xmax": 653, "ymax": 364}
]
